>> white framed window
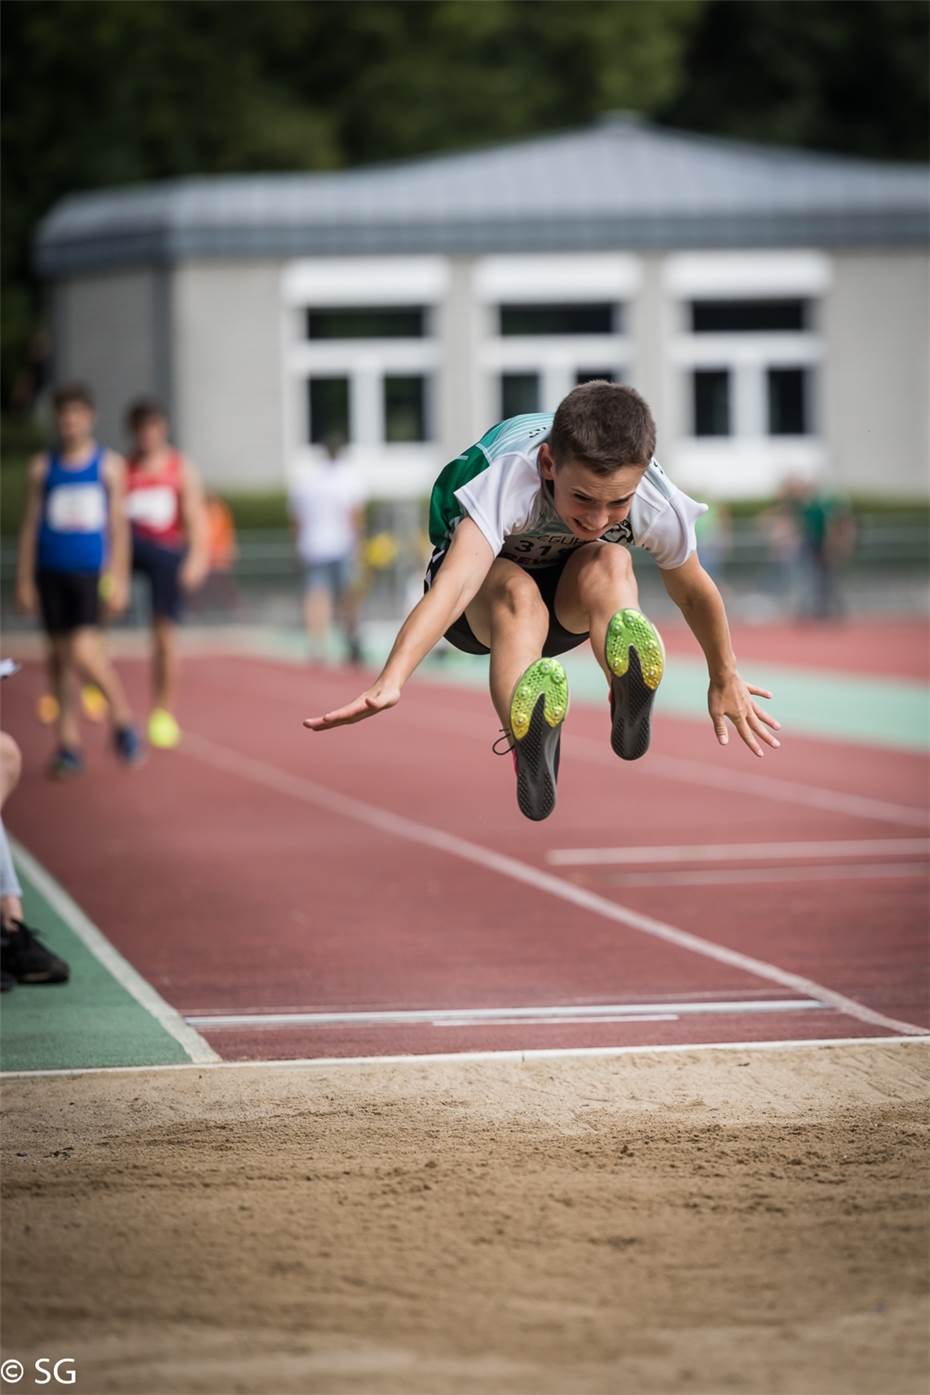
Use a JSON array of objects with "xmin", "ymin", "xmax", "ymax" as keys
[
  {"xmin": 664, "ymin": 253, "xmax": 829, "ymax": 496},
  {"xmin": 282, "ymin": 258, "xmax": 446, "ymax": 496}
]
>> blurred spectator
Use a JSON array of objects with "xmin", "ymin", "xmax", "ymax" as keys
[
  {"xmin": 769, "ymin": 476, "xmax": 857, "ymax": 620},
  {"xmin": 191, "ymin": 492, "xmax": 240, "ymax": 615},
  {"xmin": 15, "ymin": 383, "xmax": 142, "ymax": 778},
  {"xmin": 124, "ymin": 398, "xmax": 210, "ymax": 748},
  {"xmin": 288, "ymin": 437, "xmax": 367, "ymax": 664},
  {"xmin": 695, "ymin": 501, "xmax": 732, "ymax": 588}
]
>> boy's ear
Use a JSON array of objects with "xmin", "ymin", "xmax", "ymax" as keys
[{"xmin": 538, "ymin": 443, "xmax": 555, "ymax": 479}]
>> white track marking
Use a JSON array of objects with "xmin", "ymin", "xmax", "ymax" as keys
[
  {"xmin": 10, "ymin": 839, "xmax": 219, "ymax": 1065},
  {"xmin": 547, "ymin": 838, "xmax": 930, "ymax": 866},
  {"xmin": 624, "ymin": 747, "xmax": 929, "ymax": 829},
  {"xmin": 185, "ymin": 999, "xmax": 825, "ymax": 1030},
  {"xmin": 581, "ymin": 862, "xmax": 930, "ymax": 888},
  {"xmin": 3, "ymin": 1035, "xmax": 929, "ymax": 1080},
  {"xmin": 180, "ymin": 733, "xmax": 929, "ymax": 1038}
]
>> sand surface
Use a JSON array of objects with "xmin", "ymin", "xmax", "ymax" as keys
[{"xmin": 2, "ymin": 1042, "xmax": 929, "ymax": 1395}]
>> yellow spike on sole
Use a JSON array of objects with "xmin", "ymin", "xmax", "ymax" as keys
[
  {"xmin": 605, "ymin": 609, "xmax": 664, "ymax": 691},
  {"xmin": 509, "ymin": 659, "xmax": 569, "ymax": 742}
]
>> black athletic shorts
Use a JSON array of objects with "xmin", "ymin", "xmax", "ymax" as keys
[
  {"xmin": 132, "ymin": 535, "xmax": 185, "ymax": 621},
  {"xmin": 36, "ymin": 569, "xmax": 100, "ymax": 635},
  {"xmin": 425, "ymin": 550, "xmax": 589, "ymax": 658}
]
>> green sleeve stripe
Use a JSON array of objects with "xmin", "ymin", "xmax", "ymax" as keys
[{"xmin": 428, "ymin": 443, "xmax": 491, "ymax": 548}]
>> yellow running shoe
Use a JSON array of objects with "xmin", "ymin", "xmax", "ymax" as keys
[
  {"xmin": 36, "ymin": 693, "xmax": 59, "ymax": 725},
  {"xmin": 508, "ymin": 657, "xmax": 569, "ymax": 822},
  {"xmin": 81, "ymin": 685, "xmax": 107, "ymax": 722},
  {"xmin": 148, "ymin": 708, "xmax": 181, "ymax": 750},
  {"xmin": 605, "ymin": 608, "xmax": 664, "ymax": 760}
]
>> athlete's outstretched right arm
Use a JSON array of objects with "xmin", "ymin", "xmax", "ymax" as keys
[{"xmin": 303, "ymin": 517, "xmax": 494, "ymax": 731}]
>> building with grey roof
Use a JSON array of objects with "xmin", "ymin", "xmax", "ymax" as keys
[{"xmin": 36, "ymin": 115, "xmax": 930, "ymax": 499}]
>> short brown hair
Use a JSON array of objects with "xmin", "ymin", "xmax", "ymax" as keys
[
  {"xmin": 126, "ymin": 397, "xmax": 167, "ymax": 432},
  {"xmin": 52, "ymin": 382, "xmax": 95, "ymax": 412},
  {"xmin": 549, "ymin": 381, "xmax": 656, "ymax": 474}
]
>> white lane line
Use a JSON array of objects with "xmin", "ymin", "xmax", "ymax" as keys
[
  {"xmin": 9, "ymin": 840, "xmax": 219, "ymax": 1065},
  {"xmin": 185, "ymin": 999, "xmax": 825, "ymax": 1030},
  {"xmin": 637, "ymin": 748, "xmax": 928, "ymax": 830},
  {"xmin": 547, "ymin": 838, "xmax": 930, "ymax": 866},
  {"xmin": 581, "ymin": 862, "xmax": 930, "ymax": 888},
  {"xmin": 3, "ymin": 1034, "xmax": 929, "ymax": 1080},
  {"xmin": 179, "ymin": 732, "xmax": 928, "ymax": 1038}
]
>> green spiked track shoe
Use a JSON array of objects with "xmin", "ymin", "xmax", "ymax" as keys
[
  {"xmin": 605, "ymin": 609, "xmax": 664, "ymax": 760},
  {"xmin": 509, "ymin": 658, "xmax": 569, "ymax": 821}
]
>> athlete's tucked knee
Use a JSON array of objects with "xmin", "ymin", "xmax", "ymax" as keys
[
  {"xmin": 488, "ymin": 567, "xmax": 547, "ymax": 622},
  {"xmin": 577, "ymin": 543, "xmax": 634, "ymax": 593}
]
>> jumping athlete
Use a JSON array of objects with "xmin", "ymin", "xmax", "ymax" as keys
[{"xmin": 304, "ymin": 383, "xmax": 780, "ymax": 820}]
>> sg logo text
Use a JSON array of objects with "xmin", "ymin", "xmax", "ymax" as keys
[{"xmin": 0, "ymin": 1358, "xmax": 77, "ymax": 1384}]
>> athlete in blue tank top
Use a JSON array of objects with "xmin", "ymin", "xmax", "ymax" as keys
[
  {"xmin": 36, "ymin": 445, "xmax": 108, "ymax": 574},
  {"xmin": 303, "ymin": 382, "xmax": 782, "ymax": 822},
  {"xmin": 16, "ymin": 383, "xmax": 142, "ymax": 778}
]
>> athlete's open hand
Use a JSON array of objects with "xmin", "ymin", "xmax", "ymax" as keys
[
  {"xmin": 708, "ymin": 673, "xmax": 781, "ymax": 757},
  {"xmin": 303, "ymin": 679, "xmax": 401, "ymax": 731}
]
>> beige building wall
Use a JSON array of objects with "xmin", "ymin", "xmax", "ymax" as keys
[
  {"xmin": 53, "ymin": 269, "xmax": 161, "ymax": 450},
  {"xmin": 823, "ymin": 252, "xmax": 930, "ymax": 497},
  {"xmin": 172, "ymin": 260, "xmax": 285, "ymax": 487}
]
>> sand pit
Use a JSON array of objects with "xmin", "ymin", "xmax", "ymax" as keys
[{"xmin": 2, "ymin": 1041, "xmax": 929, "ymax": 1395}]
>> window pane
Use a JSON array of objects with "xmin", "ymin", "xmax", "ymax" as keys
[
  {"xmin": 384, "ymin": 375, "xmax": 427, "ymax": 442},
  {"xmin": 308, "ymin": 377, "xmax": 349, "ymax": 444},
  {"xmin": 693, "ymin": 370, "xmax": 730, "ymax": 437},
  {"xmin": 306, "ymin": 307, "xmax": 425, "ymax": 339},
  {"xmin": 768, "ymin": 367, "xmax": 808, "ymax": 435},
  {"xmin": 499, "ymin": 304, "xmax": 616, "ymax": 336},
  {"xmin": 500, "ymin": 373, "xmax": 540, "ymax": 418},
  {"xmin": 575, "ymin": 369, "xmax": 618, "ymax": 386},
  {"xmin": 691, "ymin": 300, "xmax": 807, "ymax": 333}
]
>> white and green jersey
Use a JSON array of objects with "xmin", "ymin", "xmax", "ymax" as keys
[{"xmin": 428, "ymin": 413, "xmax": 706, "ymax": 572}]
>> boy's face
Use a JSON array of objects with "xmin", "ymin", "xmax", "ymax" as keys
[
  {"xmin": 539, "ymin": 444, "xmax": 646, "ymax": 541},
  {"xmin": 56, "ymin": 401, "xmax": 95, "ymax": 448},
  {"xmin": 133, "ymin": 414, "xmax": 168, "ymax": 453}
]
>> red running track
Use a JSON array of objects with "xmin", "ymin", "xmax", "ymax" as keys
[{"xmin": 3, "ymin": 649, "xmax": 928, "ymax": 1062}]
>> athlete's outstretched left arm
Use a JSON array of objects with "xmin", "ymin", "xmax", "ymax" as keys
[{"xmin": 661, "ymin": 553, "xmax": 781, "ymax": 757}]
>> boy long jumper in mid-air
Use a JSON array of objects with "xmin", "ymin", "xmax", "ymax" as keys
[{"xmin": 304, "ymin": 382, "xmax": 781, "ymax": 821}]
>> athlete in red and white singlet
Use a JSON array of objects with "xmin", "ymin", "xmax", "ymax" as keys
[{"xmin": 124, "ymin": 399, "xmax": 209, "ymax": 750}]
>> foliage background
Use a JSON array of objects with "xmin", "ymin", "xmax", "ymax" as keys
[{"xmin": 3, "ymin": 0, "xmax": 928, "ymax": 402}]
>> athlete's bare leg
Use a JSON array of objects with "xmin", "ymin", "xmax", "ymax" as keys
[
  {"xmin": 152, "ymin": 618, "xmax": 178, "ymax": 711},
  {"xmin": 303, "ymin": 587, "xmax": 332, "ymax": 657},
  {"xmin": 69, "ymin": 628, "xmax": 133, "ymax": 727},
  {"xmin": 463, "ymin": 558, "xmax": 550, "ymax": 730},
  {"xmin": 554, "ymin": 543, "xmax": 640, "ymax": 681},
  {"xmin": 48, "ymin": 636, "xmax": 81, "ymax": 750}
]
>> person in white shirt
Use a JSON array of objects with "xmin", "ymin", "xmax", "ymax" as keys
[
  {"xmin": 304, "ymin": 383, "xmax": 781, "ymax": 821},
  {"xmin": 288, "ymin": 438, "xmax": 366, "ymax": 665}
]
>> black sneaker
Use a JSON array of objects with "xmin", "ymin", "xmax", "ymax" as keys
[
  {"xmin": 47, "ymin": 747, "xmax": 84, "ymax": 781},
  {"xmin": 605, "ymin": 609, "xmax": 665, "ymax": 760},
  {"xmin": 113, "ymin": 725, "xmax": 144, "ymax": 766},
  {"xmin": 1, "ymin": 920, "xmax": 70, "ymax": 984},
  {"xmin": 1, "ymin": 968, "xmax": 15, "ymax": 992},
  {"xmin": 507, "ymin": 658, "xmax": 569, "ymax": 821}
]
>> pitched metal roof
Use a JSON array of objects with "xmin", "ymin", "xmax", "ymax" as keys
[{"xmin": 36, "ymin": 115, "xmax": 930, "ymax": 275}]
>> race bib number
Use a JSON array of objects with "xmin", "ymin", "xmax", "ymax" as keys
[
  {"xmin": 47, "ymin": 483, "xmax": 106, "ymax": 533},
  {"xmin": 125, "ymin": 485, "xmax": 178, "ymax": 531}
]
